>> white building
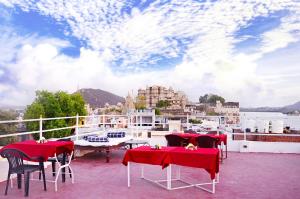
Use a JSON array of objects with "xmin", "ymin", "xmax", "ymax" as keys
[
  {"xmin": 214, "ymin": 100, "xmax": 240, "ymax": 124},
  {"xmin": 138, "ymin": 85, "xmax": 188, "ymax": 109}
]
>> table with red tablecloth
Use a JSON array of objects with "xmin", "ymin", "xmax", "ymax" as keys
[
  {"xmin": 122, "ymin": 146, "xmax": 219, "ymax": 193},
  {"xmin": 0, "ymin": 140, "xmax": 74, "ymax": 161},
  {"xmin": 0, "ymin": 140, "xmax": 74, "ymax": 183}
]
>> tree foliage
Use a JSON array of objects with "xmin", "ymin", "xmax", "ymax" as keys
[
  {"xmin": 156, "ymin": 100, "xmax": 171, "ymax": 109},
  {"xmin": 206, "ymin": 111, "xmax": 219, "ymax": 116},
  {"xmin": 154, "ymin": 108, "xmax": 161, "ymax": 115},
  {"xmin": 188, "ymin": 118, "xmax": 202, "ymax": 124},
  {"xmin": 199, "ymin": 94, "xmax": 225, "ymax": 104},
  {"xmin": 0, "ymin": 110, "xmax": 18, "ymax": 145},
  {"xmin": 24, "ymin": 90, "xmax": 87, "ymax": 139},
  {"xmin": 135, "ymin": 95, "xmax": 146, "ymax": 110}
]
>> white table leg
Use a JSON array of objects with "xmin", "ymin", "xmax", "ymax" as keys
[
  {"xmin": 128, "ymin": 162, "xmax": 130, "ymax": 187},
  {"xmin": 141, "ymin": 165, "xmax": 144, "ymax": 178},
  {"xmin": 167, "ymin": 164, "xmax": 172, "ymax": 190},
  {"xmin": 176, "ymin": 167, "xmax": 181, "ymax": 180}
]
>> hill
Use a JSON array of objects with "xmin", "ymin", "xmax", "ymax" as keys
[
  {"xmin": 280, "ymin": 101, "xmax": 300, "ymax": 113},
  {"xmin": 76, "ymin": 88, "xmax": 125, "ymax": 108},
  {"xmin": 240, "ymin": 101, "xmax": 300, "ymax": 113}
]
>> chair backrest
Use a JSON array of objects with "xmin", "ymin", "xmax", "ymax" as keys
[
  {"xmin": 184, "ymin": 129, "xmax": 197, "ymax": 134},
  {"xmin": 206, "ymin": 131, "xmax": 218, "ymax": 135},
  {"xmin": 196, "ymin": 136, "xmax": 219, "ymax": 148},
  {"xmin": 165, "ymin": 134, "xmax": 188, "ymax": 147},
  {"xmin": 0, "ymin": 149, "xmax": 29, "ymax": 173}
]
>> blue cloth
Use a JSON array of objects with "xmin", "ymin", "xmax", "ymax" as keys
[
  {"xmin": 83, "ymin": 134, "xmax": 98, "ymax": 140},
  {"xmin": 83, "ymin": 135, "xmax": 109, "ymax": 142},
  {"xmin": 107, "ymin": 132, "xmax": 125, "ymax": 138}
]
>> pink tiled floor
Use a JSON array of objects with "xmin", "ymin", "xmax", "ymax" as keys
[{"xmin": 0, "ymin": 150, "xmax": 299, "ymax": 199}]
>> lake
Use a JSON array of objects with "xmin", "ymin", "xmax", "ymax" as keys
[{"xmin": 240, "ymin": 112, "xmax": 300, "ymax": 130}]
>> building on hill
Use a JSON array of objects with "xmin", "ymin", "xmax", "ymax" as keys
[
  {"xmin": 214, "ymin": 100, "xmax": 240, "ymax": 124},
  {"xmin": 137, "ymin": 85, "xmax": 188, "ymax": 109},
  {"xmin": 123, "ymin": 92, "xmax": 135, "ymax": 114},
  {"xmin": 85, "ymin": 104, "xmax": 94, "ymax": 115}
]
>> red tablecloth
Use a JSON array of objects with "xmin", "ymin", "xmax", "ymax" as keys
[
  {"xmin": 122, "ymin": 146, "xmax": 219, "ymax": 179},
  {"xmin": 0, "ymin": 140, "xmax": 74, "ymax": 161},
  {"xmin": 172, "ymin": 133, "xmax": 227, "ymax": 145}
]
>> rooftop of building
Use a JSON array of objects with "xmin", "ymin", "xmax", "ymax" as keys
[{"xmin": 0, "ymin": 150, "xmax": 299, "ymax": 199}]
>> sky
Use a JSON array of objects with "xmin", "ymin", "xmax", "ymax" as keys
[{"xmin": 0, "ymin": 0, "xmax": 299, "ymax": 108}]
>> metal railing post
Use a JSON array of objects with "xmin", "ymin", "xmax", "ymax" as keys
[
  {"xmin": 75, "ymin": 114, "xmax": 79, "ymax": 140},
  {"xmin": 128, "ymin": 114, "xmax": 131, "ymax": 128},
  {"xmin": 103, "ymin": 114, "xmax": 106, "ymax": 129},
  {"xmin": 39, "ymin": 115, "xmax": 43, "ymax": 140},
  {"xmin": 186, "ymin": 114, "xmax": 189, "ymax": 130},
  {"xmin": 152, "ymin": 110, "xmax": 155, "ymax": 128}
]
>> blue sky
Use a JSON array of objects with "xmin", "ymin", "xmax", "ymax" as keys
[{"xmin": 0, "ymin": 0, "xmax": 299, "ymax": 107}]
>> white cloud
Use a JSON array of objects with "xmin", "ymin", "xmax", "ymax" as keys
[
  {"xmin": 3, "ymin": 0, "xmax": 297, "ymax": 67},
  {"xmin": 0, "ymin": 0, "xmax": 299, "ymax": 107}
]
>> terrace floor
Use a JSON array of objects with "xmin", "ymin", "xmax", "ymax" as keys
[{"xmin": 0, "ymin": 150, "xmax": 299, "ymax": 199}]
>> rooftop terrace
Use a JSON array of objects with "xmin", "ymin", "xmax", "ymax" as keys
[{"xmin": 0, "ymin": 150, "xmax": 299, "ymax": 199}]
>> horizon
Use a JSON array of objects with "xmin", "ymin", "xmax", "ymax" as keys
[
  {"xmin": 0, "ymin": 87, "xmax": 299, "ymax": 110},
  {"xmin": 0, "ymin": 1, "xmax": 299, "ymax": 107}
]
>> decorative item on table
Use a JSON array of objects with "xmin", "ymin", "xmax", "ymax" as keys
[
  {"xmin": 151, "ymin": 144, "xmax": 161, "ymax": 150},
  {"xmin": 185, "ymin": 143, "xmax": 197, "ymax": 150},
  {"xmin": 36, "ymin": 137, "xmax": 47, "ymax": 144}
]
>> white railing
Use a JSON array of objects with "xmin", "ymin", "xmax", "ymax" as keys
[
  {"xmin": 1, "ymin": 113, "xmax": 299, "ymax": 144},
  {"xmin": 0, "ymin": 114, "xmax": 171, "ymax": 142}
]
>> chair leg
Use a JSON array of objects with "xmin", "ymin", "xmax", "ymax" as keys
[
  {"xmin": 68, "ymin": 165, "xmax": 75, "ymax": 184},
  {"xmin": 221, "ymin": 149, "xmax": 223, "ymax": 163},
  {"xmin": 5, "ymin": 172, "xmax": 11, "ymax": 195},
  {"xmin": 17, "ymin": 174, "xmax": 22, "ymax": 189},
  {"xmin": 25, "ymin": 172, "xmax": 30, "ymax": 197},
  {"xmin": 69, "ymin": 167, "xmax": 72, "ymax": 178},
  {"xmin": 10, "ymin": 174, "xmax": 13, "ymax": 188},
  {"xmin": 52, "ymin": 161, "xmax": 56, "ymax": 177},
  {"xmin": 106, "ymin": 148, "xmax": 110, "ymax": 163},
  {"xmin": 40, "ymin": 162, "xmax": 47, "ymax": 191},
  {"xmin": 54, "ymin": 167, "xmax": 62, "ymax": 192},
  {"xmin": 225, "ymin": 144, "xmax": 228, "ymax": 158},
  {"xmin": 62, "ymin": 154, "xmax": 66, "ymax": 182}
]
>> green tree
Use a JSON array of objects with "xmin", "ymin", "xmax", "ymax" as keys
[
  {"xmin": 206, "ymin": 111, "xmax": 219, "ymax": 116},
  {"xmin": 24, "ymin": 90, "xmax": 87, "ymax": 139},
  {"xmin": 0, "ymin": 110, "xmax": 18, "ymax": 145},
  {"xmin": 156, "ymin": 100, "xmax": 171, "ymax": 109},
  {"xmin": 135, "ymin": 95, "xmax": 146, "ymax": 110},
  {"xmin": 199, "ymin": 94, "xmax": 225, "ymax": 104},
  {"xmin": 199, "ymin": 94, "xmax": 209, "ymax": 104},
  {"xmin": 154, "ymin": 108, "xmax": 161, "ymax": 115},
  {"xmin": 188, "ymin": 119, "xmax": 202, "ymax": 124}
]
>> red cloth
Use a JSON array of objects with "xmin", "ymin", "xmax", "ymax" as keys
[
  {"xmin": 0, "ymin": 140, "xmax": 74, "ymax": 161},
  {"xmin": 122, "ymin": 146, "xmax": 174, "ymax": 166},
  {"xmin": 122, "ymin": 146, "xmax": 219, "ymax": 179},
  {"xmin": 172, "ymin": 133, "xmax": 227, "ymax": 145}
]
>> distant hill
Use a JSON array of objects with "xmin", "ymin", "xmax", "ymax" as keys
[
  {"xmin": 241, "ymin": 101, "xmax": 300, "ymax": 113},
  {"xmin": 76, "ymin": 88, "xmax": 125, "ymax": 108}
]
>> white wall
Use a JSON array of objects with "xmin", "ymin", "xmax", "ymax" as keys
[{"xmin": 231, "ymin": 140, "xmax": 300, "ymax": 153}]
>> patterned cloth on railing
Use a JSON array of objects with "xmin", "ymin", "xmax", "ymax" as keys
[
  {"xmin": 107, "ymin": 132, "xmax": 125, "ymax": 138},
  {"xmin": 83, "ymin": 135, "xmax": 109, "ymax": 142},
  {"xmin": 83, "ymin": 134, "xmax": 98, "ymax": 140}
]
